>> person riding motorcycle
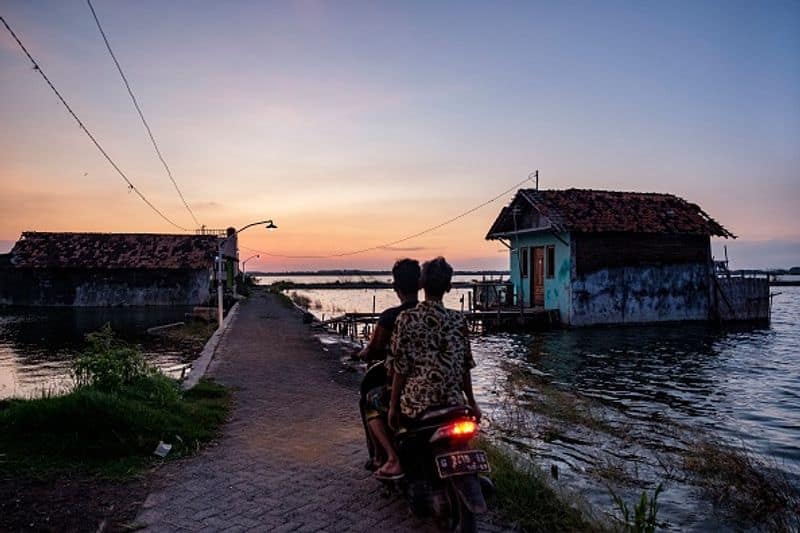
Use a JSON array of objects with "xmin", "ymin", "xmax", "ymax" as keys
[
  {"xmin": 356, "ymin": 259, "xmax": 420, "ymax": 472},
  {"xmin": 375, "ymin": 256, "xmax": 481, "ymax": 480}
]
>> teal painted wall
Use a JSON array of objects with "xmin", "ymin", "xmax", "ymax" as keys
[{"xmin": 508, "ymin": 231, "xmax": 571, "ymax": 318}]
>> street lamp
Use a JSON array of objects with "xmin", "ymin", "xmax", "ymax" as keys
[
  {"xmin": 217, "ymin": 220, "xmax": 277, "ymax": 329},
  {"xmin": 241, "ymin": 254, "xmax": 260, "ymax": 276}
]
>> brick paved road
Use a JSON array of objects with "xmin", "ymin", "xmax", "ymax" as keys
[{"xmin": 137, "ymin": 292, "xmax": 509, "ymax": 532}]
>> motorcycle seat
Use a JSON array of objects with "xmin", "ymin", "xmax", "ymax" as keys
[
  {"xmin": 396, "ymin": 405, "xmax": 475, "ymax": 435},
  {"xmin": 417, "ymin": 405, "xmax": 474, "ymax": 423}
]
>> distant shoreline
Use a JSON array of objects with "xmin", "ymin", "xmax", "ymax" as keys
[{"xmin": 250, "ymin": 270, "xmax": 510, "ymax": 277}]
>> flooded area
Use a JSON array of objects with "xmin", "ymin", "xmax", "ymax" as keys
[
  {"xmin": 276, "ymin": 277, "xmax": 799, "ymax": 530},
  {"xmin": 0, "ymin": 306, "xmax": 195, "ymax": 399}
]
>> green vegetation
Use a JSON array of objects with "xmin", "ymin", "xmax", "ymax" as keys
[
  {"xmin": 683, "ymin": 440, "xmax": 800, "ymax": 531},
  {"xmin": 609, "ymin": 484, "xmax": 662, "ymax": 533},
  {"xmin": 290, "ymin": 291, "xmax": 312, "ymax": 309},
  {"xmin": 478, "ymin": 438, "xmax": 603, "ymax": 532},
  {"xmin": 0, "ymin": 327, "xmax": 231, "ymax": 478},
  {"xmin": 73, "ymin": 324, "xmax": 151, "ymax": 390}
]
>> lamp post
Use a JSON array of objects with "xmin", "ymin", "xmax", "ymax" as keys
[
  {"xmin": 241, "ymin": 254, "xmax": 260, "ymax": 277},
  {"xmin": 217, "ymin": 220, "xmax": 277, "ymax": 329}
]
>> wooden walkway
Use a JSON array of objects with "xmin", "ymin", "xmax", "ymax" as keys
[{"xmin": 320, "ymin": 308, "xmax": 561, "ymax": 334}]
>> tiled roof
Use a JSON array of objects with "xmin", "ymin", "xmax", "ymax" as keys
[
  {"xmin": 9, "ymin": 232, "xmax": 218, "ymax": 269},
  {"xmin": 486, "ymin": 188, "xmax": 735, "ymax": 238}
]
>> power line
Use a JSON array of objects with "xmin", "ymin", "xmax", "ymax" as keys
[
  {"xmin": 240, "ymin": 176, "xmax": 533, "ymax": 259},
  {"xmin": 86, "ymin": 0, "xmax": 200, "ymax": 228},
  {"xmin": 0, "ymin": 15, "xmax": 191, "ymax": 232}
]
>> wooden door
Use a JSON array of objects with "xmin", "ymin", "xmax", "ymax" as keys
[{"xmin": 532, "ymin": 247, "xmax": 545, "ymax": 307}]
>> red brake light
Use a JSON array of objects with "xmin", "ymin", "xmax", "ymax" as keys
[
  {"xmin": 430, "ymin": 419, "xmax": 478, "ymax": 443},
  {"xmin": 450, "ymin": 420, "xmax": 477, "ymax": 436}
]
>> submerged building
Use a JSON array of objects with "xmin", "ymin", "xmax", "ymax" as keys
[
  {"xmin": 485, "ymin": 188, "xmax": 769, "ymax": 327},
  {"xmin": 0, "ymin": 232, "xmax": 217, "ymax": 306}
]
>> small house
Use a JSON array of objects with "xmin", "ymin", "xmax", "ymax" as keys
[
  {"xmin": 0, "ymin": 232, "xmax": 218, "ymax": 306},
  {"xmin": 486, "ymin": 188, "xmax": 768, "ymax": 327}
]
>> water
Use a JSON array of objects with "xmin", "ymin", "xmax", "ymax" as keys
[
  {"xmin": 253, "ymin": 274, "xmax": 504, "ymax": 286},
  {"xmin": 286, "ymin": 283, "xmax": 800, "ymax": 530},
  {"xmin": 0, "ymin": 306, "xmax": 195, "ymax": 399}
]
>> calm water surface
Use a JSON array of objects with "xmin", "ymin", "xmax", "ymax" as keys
[{"xmin": 0, "ymin": 306, "xmax": 193, "ymax": 398}]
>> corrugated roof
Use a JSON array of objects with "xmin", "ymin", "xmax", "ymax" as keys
[
  {"xmin": 9, "ymin": 232, "xmax": 218, "ymax": 269},
  {"xmin": 486, "ymin": 188, "xmax": 735, "ymax": 239}
]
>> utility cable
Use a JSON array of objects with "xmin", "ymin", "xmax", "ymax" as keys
[
  {"xmin": 1, "ymin": 15, "xmax": 191, "ymax": 232},
  {"xmin": 240, "ymin": 176, "xmax": 533, "ymax": 259},
  {"xmin": 86, "ymin": 0, "xmax": 200, "ymax": 228}
]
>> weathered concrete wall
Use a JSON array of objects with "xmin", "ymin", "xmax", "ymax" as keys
[
  {"xmin": 714, "ymin": 277, "xmax": 770, "ymax": 322},
  {"xmin": 569, "ymin": 263, "xmax": 711, "ymax": 326},
  {"xmin": 0, "ymin": 268, "xmax": 211, "ymax": 306}
]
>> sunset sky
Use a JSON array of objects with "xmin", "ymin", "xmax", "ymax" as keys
[{"xmin": 1, "ymin": 1, "xmax": 798, "ymax": 271}]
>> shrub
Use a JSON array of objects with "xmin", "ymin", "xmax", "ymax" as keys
[{"xmin": 72, "ymin": 324, "xmax": 151, "ymax": 391}]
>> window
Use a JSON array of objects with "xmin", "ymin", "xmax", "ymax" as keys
[
  {"xmin": 546, "ymin": 245, "xmax": 555, "ymax": 279},
  {"xmin": 520, "ymin": 247, "xmax": 529, "ymax": 278}
]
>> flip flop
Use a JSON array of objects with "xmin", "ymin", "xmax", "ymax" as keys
[{"xmin": 374, "ymin": 467, "xmax": 405, "ymax": 481}]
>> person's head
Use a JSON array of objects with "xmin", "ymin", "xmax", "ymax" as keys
[
  {"xmin": 392, "ymin": 258, "xmax": 420, "ymax": 298},
  {"xmin": 420, "ymin": 257, "xmax": 453, "ymax": 300}
]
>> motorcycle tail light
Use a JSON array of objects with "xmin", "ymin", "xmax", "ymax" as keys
[{"xmin": 430, "ymin": 419, "xmax": 478, "ymax": 443}]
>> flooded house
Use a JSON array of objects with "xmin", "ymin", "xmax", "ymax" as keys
[
  {"xmin": 485, "ymin": 188, "xmax": 769, "ymax": 327},
  {"xmin": 0, "ymin": 232, "xmax": 217, "ymax": 306}
]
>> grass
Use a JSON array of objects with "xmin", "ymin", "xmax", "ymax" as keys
[
  {"xmin": 289, "ymin": 291, "xmax": 312, "ymax": 309},
  {"xmin": 683, "ymin": 440, "xmax": 800, "ymax": 531},
  {"xmin": 0, "ymin": 375, "xmax": 232, "ymax": 478},
  {"xmin": 478, "ymin": 437, "xmax": 604, "ymax": 532}
]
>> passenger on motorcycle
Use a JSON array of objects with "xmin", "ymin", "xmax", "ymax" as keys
[
  {"xmin": 375, "ymin": 256, "xmax": 481, "ymax": 480},
  {"xmin": 355, "ymin": 258, "xmax": 420, "ymax": 472}
]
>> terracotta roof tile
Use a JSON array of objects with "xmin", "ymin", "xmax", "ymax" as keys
[
  {"xmin": 9, "ymin": 232, "xmax": 218, "ymax": 269},
  {"xmin": 487, "ymin": 188, "xmax": 734, "ymax": 238}
]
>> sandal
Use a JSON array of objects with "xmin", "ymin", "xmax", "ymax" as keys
[{"xmin": 374, "ymin": 464, "xmax": 405, "ymax": 481}]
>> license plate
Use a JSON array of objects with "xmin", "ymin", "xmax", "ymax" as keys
[{"xmin": 435, "ymin": 450, "xmax": 491, "ymax": 478}]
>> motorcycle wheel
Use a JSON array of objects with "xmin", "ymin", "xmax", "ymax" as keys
[{"xmin": 445, "ymin": 482, "xmax": 476, "ymax": 533}]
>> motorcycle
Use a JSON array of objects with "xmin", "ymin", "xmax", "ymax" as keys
[{"xmin": 361, "ymin": 363, "xmax": 492, "ymax": 532}]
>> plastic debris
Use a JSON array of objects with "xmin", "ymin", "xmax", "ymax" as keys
[{"xmin": 153, "ymin": 441, "xmax": 172, "ymax": 457}]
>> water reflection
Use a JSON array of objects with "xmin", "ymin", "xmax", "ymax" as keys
[{"xmin": 0, "ymin": 306, "xmax": 194, "ymax": 399}]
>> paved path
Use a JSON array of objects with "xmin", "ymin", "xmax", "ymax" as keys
[{"xmin": 137, "ymin": 292, "xmax": 509, "ymax": 532}]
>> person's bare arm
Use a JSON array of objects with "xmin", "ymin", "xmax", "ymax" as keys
[
  {"xmin": 462, "ymin": 369, "xmax": 481, "ymax": 422},
  {"xmin": 356, "ymin": 324, "xmax": 391, "ymax": 360}
]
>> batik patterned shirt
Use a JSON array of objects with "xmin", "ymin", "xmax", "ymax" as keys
[{"xmin": 387, "ymin": 300, "xmax": 475, "ymax": 418}]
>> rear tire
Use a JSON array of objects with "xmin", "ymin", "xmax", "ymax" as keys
[{"xmin": 447, "ymin": 483, "xmax": 476, "ymax": 533}]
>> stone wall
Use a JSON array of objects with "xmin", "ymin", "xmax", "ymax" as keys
[
  {"xmin": 0, "ymin": 268, "xmax": 211, "ymax": 306},
  {"xmin": 569, "ymin": 263, "xmax": 711, "ymax": 326}
]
